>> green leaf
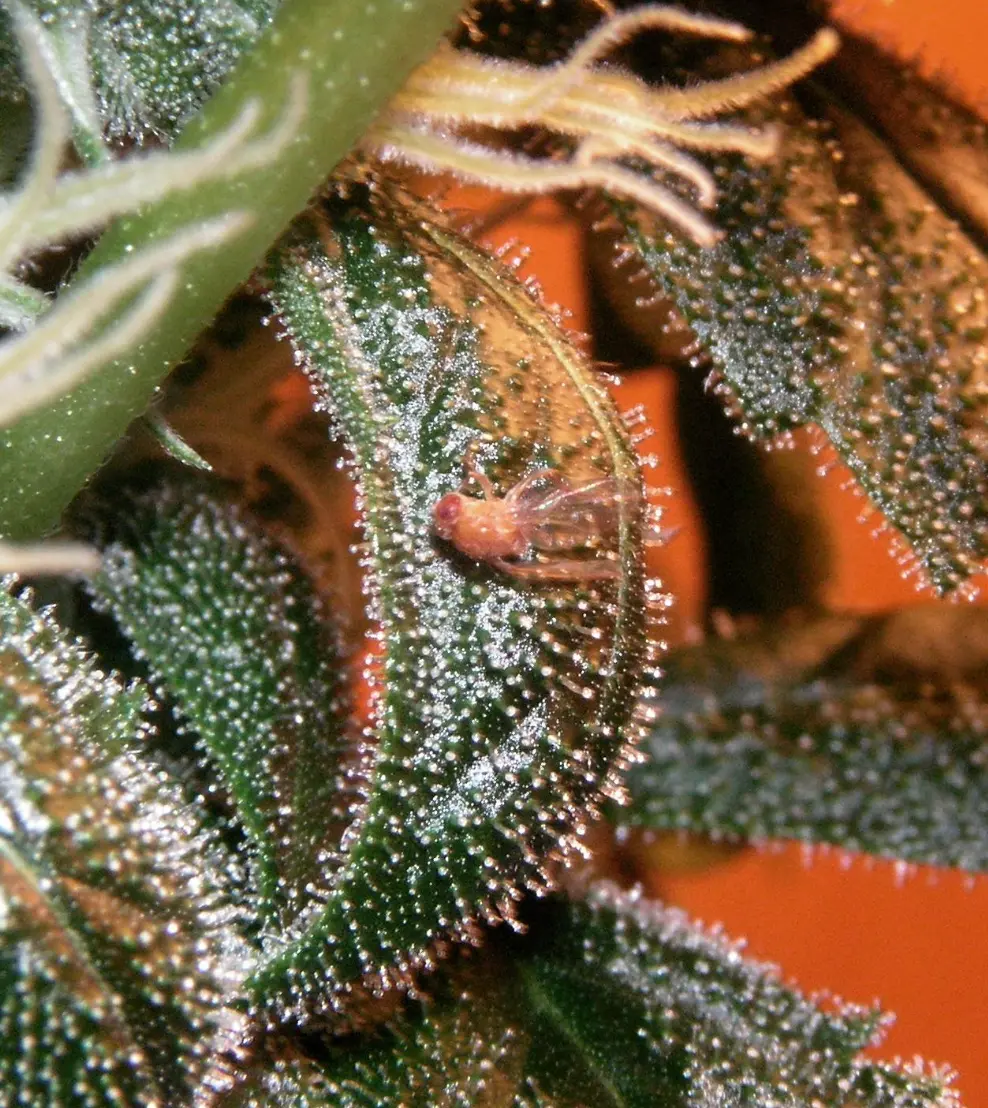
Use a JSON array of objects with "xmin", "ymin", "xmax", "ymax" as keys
[
  {"xmin": 0, "ymin": 584, "xmax": 249, "ymax": 1107},
  {"xmin": 89, "ymin": 0, "xmax": 272, "ymax": 139},
  {"xmin": 621, "ymin": 608, "xmax": 988, "ymax": 871},
  {"xmin": 12, "ymin": 4, "xmax": 106, "ymax": 165},
  {"xmin": 143, "ymin": 412, "xmax": 214, "ymax": 471},
  {"xmin": 282, "ymin": 886, "xmax": 954, "ymax": 1107},
  {"xmin": 1, "ymin": 0, "xmax": 275, "ymax": 142},
  {"xmin": 603, "ymin": 39, "xmax": 988, "ymax": 595},
  {"xmin": 513, "ymin": 887, "xmax": 949, "ymax": 1108},
  {"xmin": 89, "ymin": 480, "xmax": 349, "ymax": 928},
  {"xmin": 229, "ymin": 1001, "xmax": 525, "ymax": 1108},
  {"xmin": 254, "ymin": 181, "xmax": 657, "ymax": 1018}
]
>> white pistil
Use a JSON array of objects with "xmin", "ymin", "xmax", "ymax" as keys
[{"xmin": 366, "ymin": 6, "xmax": 840, "ymax": 247}]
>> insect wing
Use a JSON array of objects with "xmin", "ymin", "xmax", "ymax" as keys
[
  {"xmin": 502, "ymin": 468, "xmax": 571, "ymax": 512},
  {"xmin": 520, "ymin": 476, "xmax": 639, "ymax": 553}
]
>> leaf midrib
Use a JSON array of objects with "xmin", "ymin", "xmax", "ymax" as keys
[{"xmin": 519, "ymin": 963, "xmax": 629, "ymax": 1108}]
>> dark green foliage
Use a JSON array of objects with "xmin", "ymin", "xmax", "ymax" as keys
[
  {"xmin": 257, "ymin": 181, "xmax": 656, "ymax": 1018},
  {"xmin": 309, "ymin": 966, "xmax": 525, "ymax": 1107},
  {"xmin": 0, "ymin": 0, "xmax": 982, "ymax": 1101},
  {"xmin": 87, "ymin": 0, "xmax": 275, "ymax": 137},
  {"xmin": 4, "ymin": 0, "xmax": 277, "ymax": 138},
  {"xmin": 623, "ymin": 609, "xmax": 988, "ymax": 870},
  {"xmin": 258, "ymin": 886, "xmax": 951, "ymax": 1107},
  {"xmin": 512, "ymin": 887, "xmax": 945, "ymax": 1108},
  {"xmin": 606, "ymin": 41, "xmax": 988, "ymax": 595},
  {"xmin": 0, "ymin": 563, "xmax": 961, "ymax": 1108},
  {"xmin": 0, "ymin": 586, "xmax": 248, "ymax": 1107},
  {"xmin": 89, "ymin": 481, "xmax": 349, "ymax": 926}
]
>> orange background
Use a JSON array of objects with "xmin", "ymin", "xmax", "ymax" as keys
[
  {"xmin": 463, "ymin": 3, "xmax": 988, "ymax": 1100},
  {"xmin": 831, "ymin": 0, "xmax": 988, "ymax": 113}
]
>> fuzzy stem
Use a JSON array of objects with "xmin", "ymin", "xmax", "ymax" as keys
[{"xmin": 0, "ymin": 0, "xmax": 464, "ymax": 540}]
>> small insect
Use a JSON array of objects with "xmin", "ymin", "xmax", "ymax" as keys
[{"xmin": 432, "ymin": 453, "xmax": 636, "ymax": 581}]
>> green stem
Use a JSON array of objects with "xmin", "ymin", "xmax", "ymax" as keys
[{"xmin": 0, "ymin": 0, "xmax": 465, "ymax": 540}]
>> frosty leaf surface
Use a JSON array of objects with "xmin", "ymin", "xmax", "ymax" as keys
[
  {"xmin": 509, "ymin": 886, "xmax": 951, "ymax": 1108},
  {"xmin": 1, "ymin": 0, "xmax": 276, "ymax": 140},
  {"xmin": 214, "ymin": 1048, "xmax": 347, "ymax": 1108},
  {"xmin": 89, "ymin": 481, "xmax": 349, "ymax": 927},
  {"xmin": 606, "ymin": 40, "xmax": 988, "ymax": 595},
  {"xmin": 246, "ymin": 970, "xmax": 526, "ymax": 1108},
  {"xmin": 623, "ymin": 608, "xmax": 988, "ymax": 870},
  {"xmin": 0, "ymin": 585, "xmax": 247, "ymax": 1107},
  {"xmin": 258, "ymin": 180, "xmax": 655, "ymax": 1018},
  {"xmin": 260, "ymin": 885, "xmax": 953, "ymax": 1107}
]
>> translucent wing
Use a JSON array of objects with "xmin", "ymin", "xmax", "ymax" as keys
[{"xmin": 510, "ymin": 474, "xmax": 639, "ymax": 553}]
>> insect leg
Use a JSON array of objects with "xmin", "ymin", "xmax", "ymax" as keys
[{"xmin": 462, "ymin": 443, "xmax": 497, "ymax": 500}]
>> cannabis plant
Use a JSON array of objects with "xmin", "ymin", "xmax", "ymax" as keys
[{"xmin": 0, "ymin": 0, "xmax": 984, "ymax": 1104}]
